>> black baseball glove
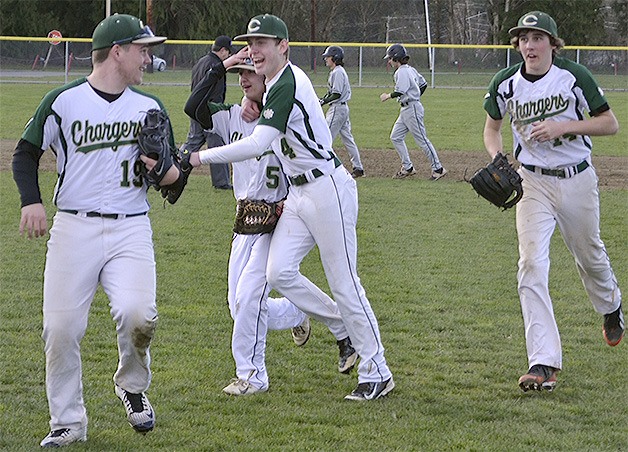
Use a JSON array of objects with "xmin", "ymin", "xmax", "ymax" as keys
[
  {"xmin": 137, "ymin": 109, "xmax": 192, "ymax": 204},
  {"xmin": 233, "ymin": 199, "xmax": 282, "ymax": 235},
  {"xmin": 160, "ymin": 147, "xmax": 193, "ymax": 205},
  {"xmin": 469, "ymin": 153, "xmax": 523, "ymax": 210},
  {"xmin": 137, "ymin": 108, "xmax": 177, "ymax": 188}
]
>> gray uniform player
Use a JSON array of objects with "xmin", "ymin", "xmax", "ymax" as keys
[
  {"xmin": 12, "ymin": 14, "xmax": 175, "ymax": 447},
  {"xmin": 320, "ymin": 46, "xmax": 364, "ymax": 178},
  {"xmin": 380, "ymin": 44, "xmax": 447, "ymax": 180},
  {"xmin": 483, "ymin": 11, "xmax": 624, "ymax": 392},
  {"xmin": 188, "ymin": 14, "xmax": 394, "ymax": 401}
]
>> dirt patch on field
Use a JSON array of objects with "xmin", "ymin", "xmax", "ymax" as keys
[{"xmin": 2, "ymin": 139, "xmax": 626, "ymax": 190}]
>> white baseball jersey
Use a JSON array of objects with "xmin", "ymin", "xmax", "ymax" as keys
[
  {"xmin": 206, "ymin": 103, "xmax": 288, "ymax": 203},
  {"xmin": 22, "ymin": 77, "xmax": 168, "ymax": 214},
  {"xmin": 18, "ymin": 76, "xmax": 163, "ymax": 432},
  {"xmin": 258, "ymin": 62, "xmax": 338, "ymax": 178},
  {"xmin": 483, "ymin": 56, "xmax": 621, "ymax": 372},
  {"xmin": 484, "ymin": 56, "xmax": 608, "ymax": 168}
]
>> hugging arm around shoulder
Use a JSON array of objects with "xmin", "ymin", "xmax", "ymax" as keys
[{"xmin": 199, "ymin": 124, "xmax": 280, "ymax": 164}]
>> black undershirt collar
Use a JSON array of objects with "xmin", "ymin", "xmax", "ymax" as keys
[{"xmin": 88, "ymin": 82, "xmax": 124, "ymax": 102}]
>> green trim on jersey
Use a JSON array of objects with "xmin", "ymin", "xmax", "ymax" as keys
[
  {"xmin": 208, "ymin": 102, "xmax": 235, "ymax": 116},
  {"xmin": 22, "ymin": 77, "xmax": 87, "ymax": 148},
  {"xmin": 260, "ymin": 65, "xmax": 330, "ymax": 160},
  {"xmin": 483, "ymin": 64, "xmax": 521, "ymax": 120},
  {"xmin": 259, "ymin": 68, "xmax": 294, "ymax": 133},
  {"xmin": 552, "ymin": 56, "xmax": 607, "ymax": 114}
]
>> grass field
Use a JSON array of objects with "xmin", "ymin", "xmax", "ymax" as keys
[{"xmin": 0, "ymin": 72, "xmax": 626, "ymax": 450}]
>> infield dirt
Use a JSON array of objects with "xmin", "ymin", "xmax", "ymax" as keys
[{"xmin": 1, "ymin": 140, "xmax": 626, "ymax": 190}]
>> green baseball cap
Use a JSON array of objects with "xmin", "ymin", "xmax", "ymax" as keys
[
  {"xmin": 509, "ymin": 11, "xmax": 558, "ymax": 38},
  {"xmin": 235, "ymin": 14, "xmax": 289, "ymax": 41},
  {"xmin": 92, "ymin": 13, "xmax": 166, "ymax": 51}
]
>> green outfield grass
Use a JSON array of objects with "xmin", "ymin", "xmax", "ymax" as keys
[
  {"xmin": 0, "ymin": 72, "xmax": 626, "ymax": 450},
  {"xmin": 1, "ymin": 78, "xmax": 627, "ymax": 157},
  {"xmin": 1, "ymin": 172, "xmax": 626, "ymax": 450}
]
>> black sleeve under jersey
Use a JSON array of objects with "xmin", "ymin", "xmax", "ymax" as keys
[
  {"xmin": 12, "ymin": 138, "xmax": 45, "ymax": 207},
  {"xmin": 184, "ymin": 62, "xmax": 227, "ymax": 129}
]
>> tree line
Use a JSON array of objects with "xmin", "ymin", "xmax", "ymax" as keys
[{"xmin": 1, "ymin": 0, "xmax": 625, "ymax": 47}]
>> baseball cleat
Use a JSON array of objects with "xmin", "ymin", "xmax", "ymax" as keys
[
  {"xmin": 345, "ymin": 377, "xmax": 395, "ymax": 401},
  {"xmin": 291, "ymin": 316, "xmax": 311, "ymax": 347},
  {"xmin": 430, "ymin": 167, "xmax": 448, "ymax": 180},
  {"xmin": 392, "ymin": 166, "xmax": 416, "ymax": 179},
  {"xmin": 40, "ymin": 426, "xmax": 87, "ymax": 447},
  {"xmin": 351, "ymin": 168, "xmax": 365, "ymax": 178},
  {"xmin": 337, "ymin": 336, "xmax": 358, "ymax": 374},
  {"xmin": 518, "ymin": 365, "xmax": 558, "ymax": 392},
  {"xmin": 115, "ymin": 385, "xmax": 155, "ymax": 433},
  {"xmin": 222, "ymin": 378, "xmax": 268, "ymax": 396},
  {"xmin": 603, "ymin": 304, "xmax": 624, "ymax": 346}
]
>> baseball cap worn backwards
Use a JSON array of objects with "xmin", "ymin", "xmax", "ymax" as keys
[
  {"xmin": 509, "ymin": 11, "xmax": 558, "ymax": 38},
  {"xmin": 235, "ymin": 14, "xmax": 289, "ymax": 41},
  {"xmin": 227, "ymin": 57, "xmax": 255, "ymax": 73},
  {"xmin": 92, "ymin": 13, "xmax": 166, "ymax": 51}
]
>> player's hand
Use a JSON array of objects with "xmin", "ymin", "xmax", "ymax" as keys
[
  {"xmin": 223, "ymin": 46, "xmax": 250, "ymax": 69},
  {"xmin": 139, "ymin": 154, "xmax": 157, "ymax": 170},
  {"xmin": 19, "ymin": 203, "xmax": 47, "ymax": 239},
  {"xmin": 530, "ymin": 120, "xmax": 564, "ymax": 142},
  {"xmin": 241, "ymin": 97, "xmax": 261, "ymax": 123},
  {"xmin": 380, "ymin": 93, "xmax": 390, "ymax": 102}
]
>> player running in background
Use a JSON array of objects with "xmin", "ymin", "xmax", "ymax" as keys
[
  {"xmin": 184, "ymin": 56, "xmax": 358, "ymax": 395},
  {"xmin": 483, "ymin": 11, "xmax": 624, "ymax": 393},
  {"xmin": 319, "ymin": 45, "xmax": 364, "ymax": 178},
  {"xmin": 12, "ymin": 14, "xmax": 176, "ymax": 447},
  {"xmin": 187, "ymin": 14, "xmax": 394, "ymax": 401},
  {"xmin": 380, "ymin": 43, "xmax": 447, "ymax": 180}
]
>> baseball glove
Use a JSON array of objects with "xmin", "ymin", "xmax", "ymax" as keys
[
  {"xmin": 469, "ymin": 153, "xmax": 523, "ymax": 210},
  {"xmin": 233, "ymin": 199, "xmax": 282, "ymax": 235},
  {"xmin": 137, "ymin": 108, "xmax": 177, "ymax": 188},
  {"xmin": 159, "ymin": 147, "xmax": 193, "ymax": 205}
]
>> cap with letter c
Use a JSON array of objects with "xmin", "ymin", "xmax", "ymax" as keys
[
  {"xmin": 92, "ymin": 13, "xmax": 166, "ymax": 51},
  {"xmin": 508, "ymin": 11, "xmax": 558, "ymax": 38},
  {"xmin": 235, "ymin": 14, "xmax": 289, "ymax": 41}
]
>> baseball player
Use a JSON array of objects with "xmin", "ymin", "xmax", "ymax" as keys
[
  {"xmin": 12, "ymin": 14, "xmax": 174, "ymax": 447},
  {"xmin": 187, "ymin": 14, "xmax": 394, "ymax": 401},
  {"xmin": 181, "ymin": 35, "xmax": 233, "ymax": 190},
  {"xmin": 320, "ymin": 46, "xmax": 364, "ymax": 178},
  {"xmin": 380, "ymin": 44, "xmax": 447, "ymax": 180},
  {"xmin": 483, "ymin": 11, "xmax": 624, "ymax": 392},
  {"xmin": 184, "ymin": 56, "xmax": 360, "ymax": 395}
]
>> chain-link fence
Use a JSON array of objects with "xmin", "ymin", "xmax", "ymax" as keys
[{"xmin": 1, "ymin": 38, "xmax": 626, "ymax": 90}]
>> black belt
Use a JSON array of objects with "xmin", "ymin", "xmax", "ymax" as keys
[
  {"xmin": 59, "ymin": 209, "xmax": 147, "ymax": 219},
  {"xmin": 289, "ymin": 157, "xmax": 342, "ymax": 186},
  {"xmin": 522, "ymin": 160, "xmax": 589, "ymax": 179},
  {"xmin": 335, "ymin": 102, "xmax": 347, "ymax": 105},
  {"xmin": 401, "ymin": 100, "xmax": 417, "ymax": 107}
]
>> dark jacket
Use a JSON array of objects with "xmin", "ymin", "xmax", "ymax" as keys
[{"xmin": 191, "ymin": 51, "xmax": 226, "ymax": 103}]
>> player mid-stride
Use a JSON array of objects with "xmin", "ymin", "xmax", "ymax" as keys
[
  {"xmin": 12, "ymin": 14, "xmax": 175, "ymax": 447},
  {"xmin": 187, "ymin": 14, "xmax": 394, "ymax": 401},
  {"xmin": 380, "ymin": 43, "xmax": 447, "ymax": 180},
  {"xmin": 319, "ymin": 45, "xmax": 365, "ymax": 178},
  {"xmin": 483, "ymin": 11, "xmax": 624, "ymax": 393}
]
